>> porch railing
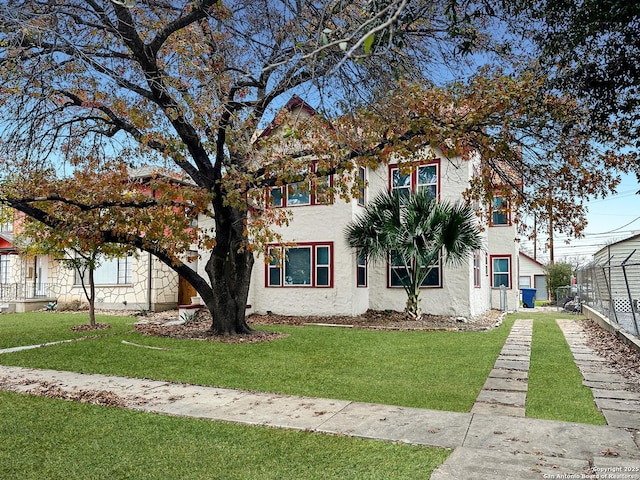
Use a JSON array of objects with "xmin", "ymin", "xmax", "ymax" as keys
[{"xmin": 0, "ymin": 282, "xmax": 53, "ymax": 301}]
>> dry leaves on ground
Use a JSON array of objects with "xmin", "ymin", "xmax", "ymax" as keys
[
  {"xmin": 581, "ymin": 320, "xmax": 640, "ymax": 391},
  {"xmin": 133, "ymin": 308, "xmax": 503, "ymax": 343}
]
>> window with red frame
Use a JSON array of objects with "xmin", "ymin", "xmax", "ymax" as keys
[
  {"xmin": 268, "ymin": 161, "xmax": 332, "ymax": 207},
  {"xmin": 490, "ymin": 196, "xmax": 510, "ymax": 225},
  {"xmin": 389, "ymin": 162, "xmax": 439, "ymax": 201},
  {"xmin": 491, "ymin": 255, "xmax": 512, "ymax": 288},
  {"xmin": 267, "ymin": 243, "xmax": 332, "ymax": 287}
]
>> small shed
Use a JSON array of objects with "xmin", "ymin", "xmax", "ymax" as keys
[{"xmin": 519, "ymin": 252, "xmax": 548, "ymax": 301}]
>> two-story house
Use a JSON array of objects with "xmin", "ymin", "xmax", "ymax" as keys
[{"xmin": 197, "ymin": 97, "xmax": 521, "ymax": 318}]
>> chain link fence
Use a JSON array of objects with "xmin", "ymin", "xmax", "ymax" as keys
[{"xmin": 575, "ymin": 250, "xmax": 640, "ymax": 338}]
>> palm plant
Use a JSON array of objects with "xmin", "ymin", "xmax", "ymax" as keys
[{"xmin": 345, "ymin": 188, "xmax": 483, "ymax": 320}]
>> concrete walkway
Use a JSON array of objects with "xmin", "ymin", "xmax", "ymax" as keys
[
  {"xmin": 471, "ymin": 319, "xmax": 532, "ymax": 417},
  {"xmin": 0, "ymin": 318, "xmax": 639, "ymax": 479}
]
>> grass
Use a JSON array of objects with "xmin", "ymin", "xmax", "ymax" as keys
[
  {"xmin": 0, "ymin": 312, "xmax": 135, "ymax": 349},
  {"xmin": 0, "ymin": 310, "xmax": 612, "ymax": 478},
  {"xmin": 0, "ymin": 390, "xmax": 449, "ymax": 480},
  {"xmin": 509, "ymin": 311, "xmax": 606, "ymax": 425},
  {"xmin": 0, "ymin": 313, "xmax": 515, "ymax": 412}
]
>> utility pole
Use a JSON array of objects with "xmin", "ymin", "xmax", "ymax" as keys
[
  {"xmin": 533, "ymin": 215, "xmax": 537, "ymax": 261},
  {"xmin": 547, "ymin": 186, "xmax": 554, "ymax": 265}
]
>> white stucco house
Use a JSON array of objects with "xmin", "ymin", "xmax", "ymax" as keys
[{"xmin": 197, "ymin": 97, "xmax": 522, "ymax": 318}]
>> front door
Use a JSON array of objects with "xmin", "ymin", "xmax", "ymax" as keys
[
  {"xmin": 35, "ymin": 255, "xmax": 48, "ymax": 297},
  {"xmin": 178, "ymin": 276, "xmax": 198, "ymax": 305}
]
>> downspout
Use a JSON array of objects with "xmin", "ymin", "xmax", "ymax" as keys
[{"xmin": 147, "ymin": 251, "xmax": 153, "ymax": 312}]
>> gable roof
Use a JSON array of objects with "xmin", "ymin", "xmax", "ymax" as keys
[
  {"xmin": 594, "ymin": 232, "xmax": 640, "ymax": 257},
  {"xmin": 0, "ymin": 232, "xmax": 17, "ymax": 254},
  {"xmin": 255, "ymin": 95, "xmax": 318, "ymax": 142},
  {"xmin": 519, "ymin": 251, "xmax": 545, "ymax": 268}
]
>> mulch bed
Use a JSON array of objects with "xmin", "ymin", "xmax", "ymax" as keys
[
  {"xmin": 581, "ymin": 320, "xmax": 640, "ymax": 391},
  {"xmin": 133, "ymin": 308, "xmax": 503, "ymax": 344}
]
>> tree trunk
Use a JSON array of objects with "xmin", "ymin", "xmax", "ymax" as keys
[
  {"xmin": 204, "ymin": 202, "xmax": 254, "ymax": 336},
  {"xmin": 88, "ymin": 267, "xmax": 96, "ymax": 327},
  {"xmin": 405, "ymin": 291, "xmax": 422, "ymax": 321}
]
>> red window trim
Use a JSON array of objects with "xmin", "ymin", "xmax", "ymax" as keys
[
  {"xmin": 267, "ymin": 160, "xmax": 334, "ymax": 208},
  {"xmin": 387, "ymin": 159, "xmax": 441, "ymax": 199},
  {"xmin": 490, "ymin": 254, "xmax": 512, "ymax": 289},
  {"xmin": 265, "ymin": 242, "xmax": 334, "ymax": 288},
  {"xmin": 489, "ymin": 194, "xmax": 512, "ymax": 226}
]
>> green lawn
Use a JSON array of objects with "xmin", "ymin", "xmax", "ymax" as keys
[
  {"xmin": 0, "ymin": 309, "xmax": 610, "ymax": 478},
  {"xmin": 509, "ymin": 312, "xmax": 606, "ymax": 425},
  {"xmin": 0, "ymin": 312, "xmax": 135, "ymax": 349},
  {"xmin": 0, "ymin": 312, "xmax": 514, "ymax": 412},
  {"xmin": 0, "ymin": 390, "xmax": 448, "ymax": 480}
]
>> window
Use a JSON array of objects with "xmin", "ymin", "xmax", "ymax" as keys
[
  {"xmin": 491, "ymin": 256, "xmax": 511, "ymax": 288},
  {"xmin": 356, "ymin": 250, "xmax": 367, "ymax": 287},
  {"xmin": 473, "ymin": 252, "xmax": 481, "ymax": 288},
  {"xmin": 357, "ymin": 166, "xmax": 366, "ymax": 207},
  {"xmin": 389, "ymin": 250, "xmax": 441, "ymax": 288},
  {"xmin": 268, "ymin": 161, "xmax": 332, "ymax": 207},
  {"xmin": 267, "ymin": 243, "xmax": 332, "ymax": 287},
  {"xmin": 491, "ymin": 196, "xmax": 510, "ymax": 225},
  {"xmin": 0, "ymin": 255, "xmax": 8, "ymax": 283},
  {"xmin": 74, "ymin": 256, "xmax": 132, "ymax": 285},
  {"xmin": 519, "ymin": 276, "xmax": 531, "ymax": 288},
  {"xmin": 390, "ymin": 161, "xmax": 439, "ymax": 202}
]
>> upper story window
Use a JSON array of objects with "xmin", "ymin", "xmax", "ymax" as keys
[
  {"xmin": 389, "ymin": 161, "xmax": 439, "ymax": 203},
  {"xmin": 269, "ymin": 160, "xmax": 332, "ymax": 208},
  {"xmin": 267, "ymin": 243, "xmax": 333, "ymax": 288},
  {"xmin": 357, "ymin": 166, "xmax": 367, "ymax": 207},
  {"xmin": 491, "ymin": 196, "xmax": 511, "ymax": 226}
]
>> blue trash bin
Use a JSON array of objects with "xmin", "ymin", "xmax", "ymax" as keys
[{"xmin": 520, "ymin": 288, "xmax": 536, "ymax": 308}]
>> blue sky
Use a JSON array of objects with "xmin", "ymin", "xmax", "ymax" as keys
[{"xmin": 521, "ymin": 172, "xmax": 640, "ymax": 263}]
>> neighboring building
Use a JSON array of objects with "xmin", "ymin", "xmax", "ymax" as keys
[
  {"xmin": 0, "ymin": 169, "xmax": 193, "ymax": 313},
  {"xmin": 592, "ymin": 233, "xmax": 640, "ymax": 302},
  {"xmin": 519, "ymin": 252, "xmax": 548, "ymax": 301},
  {"xmin": 0, "ymin": 209, "xmax": 57, "ymax": 312}
]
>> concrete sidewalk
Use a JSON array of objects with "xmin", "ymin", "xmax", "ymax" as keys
[{"xmin": 0, "ymin": 364, "xmax": 639, "ymax": 479}]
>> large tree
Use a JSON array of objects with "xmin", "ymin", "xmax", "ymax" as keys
[
  {"xmin": 0, "ymin": 0, "xmax": 484, "ymax": 335},
  {"xmin": 507, "ymin": 0, "xmax": 640, "ymax": 142},
  {"xmin": 0, "ymin": 1, "xmax": 636, "ymax": 336}
]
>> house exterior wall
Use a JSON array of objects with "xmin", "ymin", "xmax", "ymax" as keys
[
  {"xmin": 487, "ymin": 220, "xmax": 520, "ymax": 311},
  {"xmin": 593, "ymin": 235, "xmax": 640, "ymax": 299},
  {"xmin": 50, "ymin": 251, "xmax": 178, "ymax": 311},
  {"xmin": 223, "ymin": 147, "xmax": 516, "ymax": 318}
]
